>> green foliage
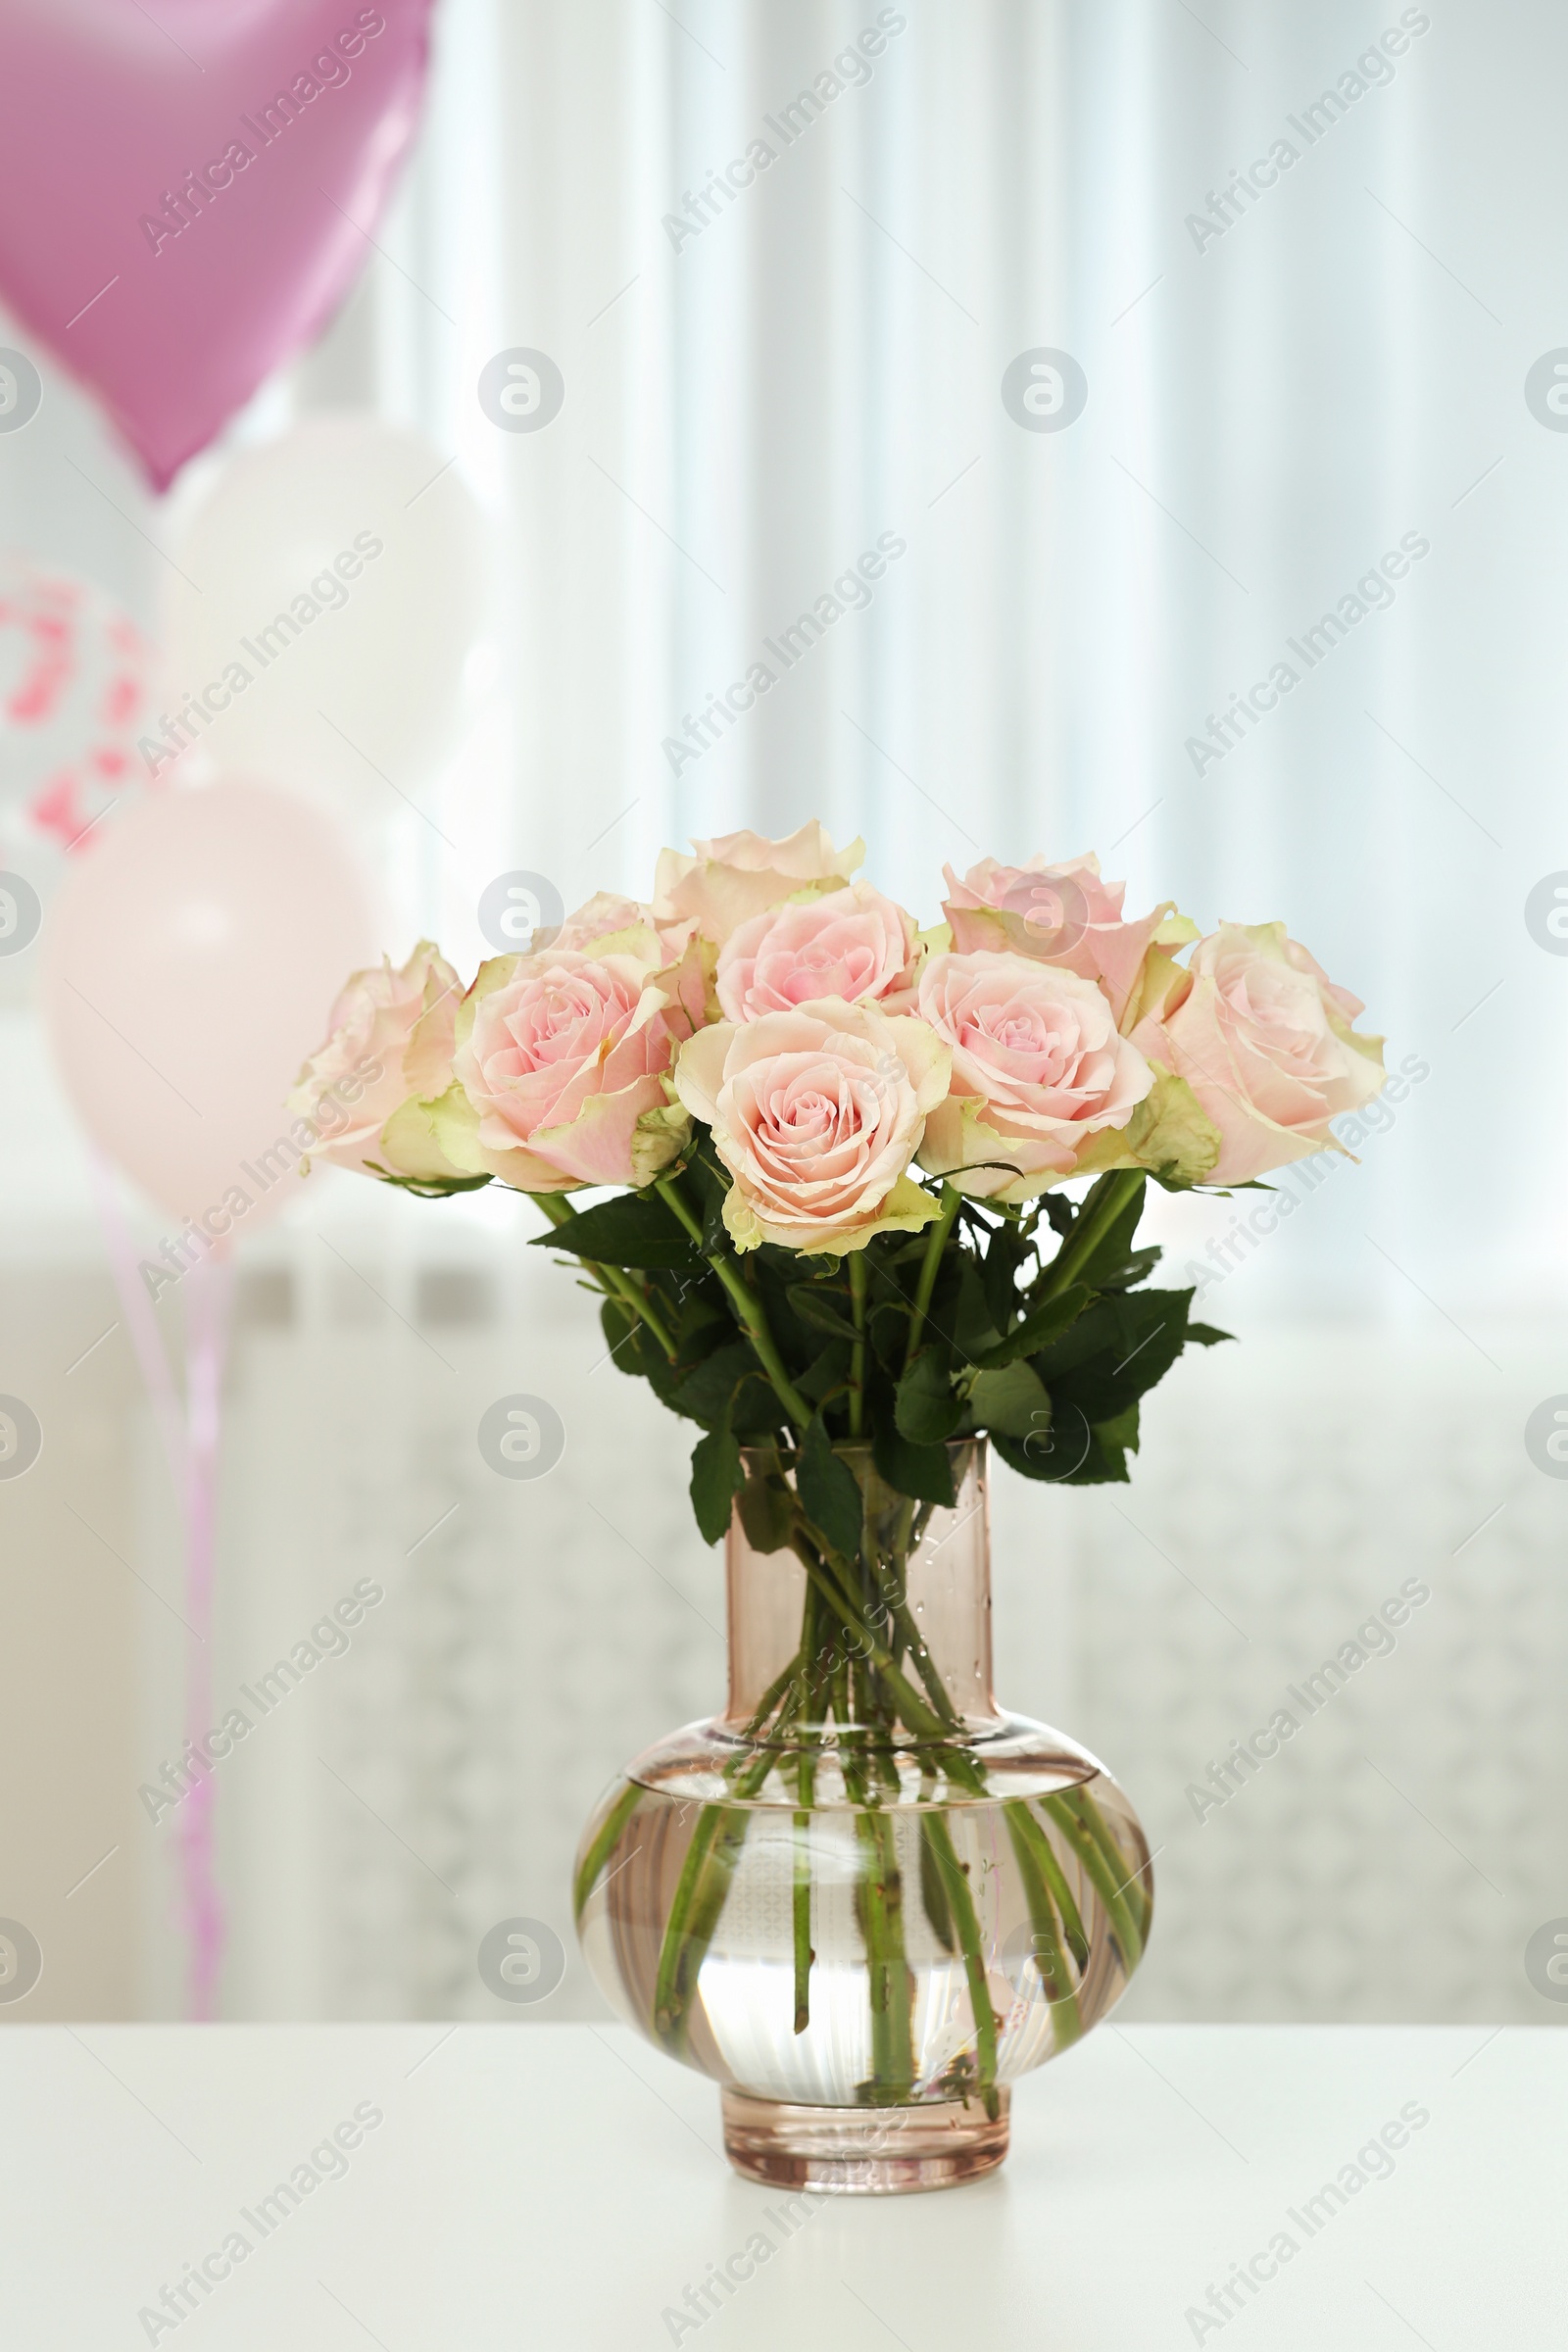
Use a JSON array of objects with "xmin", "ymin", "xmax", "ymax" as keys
[
  {"xmin": 786, "ymin": 1282, "xmax": 860, "ymax": 1341},
  {"xmin": 895, "ymin": 1346, "xmax": 962, "ymax": 1445},
  {"xmin": 870, "ymin": 1418, "xmax": 957, "ymax": 1508},
  {"xmin": 966, "ymin": 1359, "xmax": 1051, "ymax": 1439},
  {"xmin": 542, "ymin": 1166, "xmax": 1230, "ymax": 1529},
  {"xmin": 736, "ymin": 1462, "xmax": 797, "ymax": 1554},
  {"xmin": 690, "ymin": 1412, "xmax": 744, "ymax": 1544},
  {"xmin": 363, "ymin": 1162, "xmax": 493, "ymax": 1199},
  {"xmin": 670, "ymin": 1342, "xmax": 758, "ymax": 1429},
  {"xmin": 1069, "ymin": 1180, "xmax": 1147, "ymax": 1288},
  {"xmin": 969, "ymin": 1285, "xmax": 1088, "ymax": 1369},
  {"xmin": 530, "ymin": 1191, "xmax": 700, "ymax": 1269},
  {"xmin": 799, "ymin": 1411, "xmax": 864, "ymax": 1557}
]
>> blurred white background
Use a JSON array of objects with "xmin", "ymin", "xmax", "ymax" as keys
[{"xmin": 1, "ymin": 0, "xmax": 1565, "ymax": 2025}]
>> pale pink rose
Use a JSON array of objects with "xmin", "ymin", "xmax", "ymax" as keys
[
  {"xmin": 287, "ymin": 941, "xmax": 461, "ymax": 1177},
  {"xmin": 673, "ymin": 1000, "xmax": 951, "ymax": 1254},
  {"xmin": 916, "ymin": 950, "xmax": 1154, "ymax": 1201},
  {"xmin": 943, "ymin": 853, "xmax": 1193, "ymax": 1028},
  {"xmin": 552, "ymin": 892, "xmax": 653, "ymax": 951},
  {"xmin": 1129, "ymin": 922, "xmax": 1386, "ymax": 1185},
  {"xmin": 715, "ymin": 881, "xmax": 921, "ymax": 1022},
  {"xmin": 547, "ymin": 889, "xmax": 694, "ymax": 959},
  {"xmin": 446, "ymin": 945, "xmax": 694, "ymax": 1191},
  {"xmin": 654, "ymin": 821, "xmax": 864, "ymax": 946}
]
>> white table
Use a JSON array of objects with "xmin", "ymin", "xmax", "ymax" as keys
[{"xmin": 0, "ymin": 2023, "xmax": 1556, "ymax": 2347}]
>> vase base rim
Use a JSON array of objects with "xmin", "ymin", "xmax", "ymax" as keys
[{"xmin": 719, "ymin": 2085, "xmax": 1009, "ymax": 2195}]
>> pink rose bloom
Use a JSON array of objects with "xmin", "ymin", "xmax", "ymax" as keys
[
  {"xmin": 445, "ymin": 946, "xmax": 694, "ymax": 1191},
  {"xmin": 552, "ymin": 892, "xmax": 652, "ymax": 951},
  {"xmin": 548, "ymin": 889, "xmax": 699, "ymax": 966},
  {"xmin": 673, "ymin": 1000, "xmax": 951, "ymax": 1253},
  {"xmin": 715, "ymin": 881, "xmax": 921, "ymax": 1022},
  {"xmin": 916, "ymin": 950, "xmax": 1154, "ymax": 1201},
  {"xmin": 654, "ymin": 821, "xmax": 864, "ymax": 946},
  {"xmin": 1129, "ymin": 922, "xmax": 1386, "ymax": 1185},
  {"xmin": 546, "ymin": 891, "xmax": 710, "ymax": 1032},
  {"xmin": 943, "ymin": 853, "xmax": 1193, "ymax": 1028},
  {"xmin": 287, "ymin": 941, "xmax": 461, "ymax": 1177}
]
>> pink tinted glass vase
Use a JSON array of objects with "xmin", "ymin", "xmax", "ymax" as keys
[{"xmin": 574, "ymin": 1440, "xmax": 1152, "ymax": 2192}]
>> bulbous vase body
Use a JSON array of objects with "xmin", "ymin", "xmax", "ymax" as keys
[{"xmin": 575, "ymin": 1441, "xmax": 1152, "ymax": 2192}]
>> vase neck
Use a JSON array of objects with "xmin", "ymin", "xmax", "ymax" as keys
[{"xmin": 722, "ymin": 1441, "xmax": 997, "ymax": 1737}]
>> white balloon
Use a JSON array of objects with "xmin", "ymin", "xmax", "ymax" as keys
[{"xmin": 156, "ymin": 418, "xmax": 491, "ymax": 818}]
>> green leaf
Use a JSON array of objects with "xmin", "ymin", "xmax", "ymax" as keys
[
  {"xmin": 952, "ymin": 1255, "xmax": 1004, "ymax": 1360},
  {"xmin": 798, "ymin": 1412, "xmax": 864, "ymax": 1559},
  {"xmin": 699, "ymin": 1171, "xmax": 731, "ymax": 1255},
  {"xmin": 669, "ymin": 1341, "xmax": 758, "ymax": 1429},
  {"xmin": 690, "ymin": 1419, "xmax": 743, "ymax": 1544},
  {"xmin": 895, "ymin": 1347, "xmax": 962, "ymax": 1445},
  {"xmin": 992, "ymin": 1402, "xmax": 1093, "ymax": 1485},
  {"xmin": 531, "ymin": 1191, "xmax": 699, "ymax": 1270},
  {"xmin": 867, "ymin": 1300, "xmax": 910, "ymax": 1372},
  {"xmin": 599, "ymin": 1298, "xmax": 639, "ymax": 1372},
  {"xmin": 639, "ymin": 1339, "xmax": 704, "ymax": 1413},
  {"xmin": 966, "ymin": 1359, "xmax": 1051, "ymax": 1440},
  {"xmin": 871, "ymin": 1421, "xmax": 957, "ymax": 1508},
  {"xmin": 1060, "ymin": 1404, "xmax": 1140, "ymax": 1486},
  {"xmin": 786, "ymin": 1283, "xmax": 860, "ymax": 1342},
  {"xmin": 363, "ymin": 1161, "xmax": 494, "ymax": 1199},
  {"xmin": 1051, "ymin": 1291, "xmax": 1191, "ymax": 1424},
  {"xmin": 598, "ymin": 1297, "xmax": 686, "ymax": 1391},
  {"xmin": 1093, "ymin": 1246, "xmax": 1162, "ymax": 1293},
  {"xmin": 730, "ymin": 1381, "xmax": 791, "ymax": 1443},
  {"xmin": 672, "ymin": 1279, "xmax": 726, "ymax": 1333},
  {"xmin": 981, "ymin": 1216, "xmax": 1033, "ymax": 1337},
  {"xmin": 970, "ymin": 1284, "xmax": 1088, "ymax": 1370},
  {"xmin": 1188, "ymin": 1322, "xmax": 1232, "ymax": 1347},
  {"xmin": 737, "ymin": 1467, "xmax": 798, "ymax": 1554},
  {"xmin": 1043, "ymin": 1176, "xmax": 1148, "ymax": 1294},
  {"xmin": 797, "ymin": 1340, "xmax": 853, "ymax": 1408}
]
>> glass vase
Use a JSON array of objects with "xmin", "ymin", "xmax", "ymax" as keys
[{"xmin": 573, "ymin": 1439, "xmax": 1152, "ymax": 2193}]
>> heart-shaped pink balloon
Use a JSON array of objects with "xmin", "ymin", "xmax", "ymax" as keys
[{"xmin": 0, "ymin": 0, "xmax": 436, "ymax": 489}]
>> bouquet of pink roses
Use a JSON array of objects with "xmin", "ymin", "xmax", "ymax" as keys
[
  {"xmin": 293, "ymin": 821, "xmax": 1385, "ymax": 1538},
  {"xmin": 296, "ymin": 823, "xmax": 1386, "ymax": 2137}
]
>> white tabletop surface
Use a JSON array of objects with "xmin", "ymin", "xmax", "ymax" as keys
[{"xmin": 0, "ymin": 2021, "xmax": 1557, "ymax": 2348}]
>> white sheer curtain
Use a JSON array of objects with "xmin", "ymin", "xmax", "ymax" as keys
[{"xmin": 365, "ymin": 0, "xmax": 1560, "ymax": 1312}]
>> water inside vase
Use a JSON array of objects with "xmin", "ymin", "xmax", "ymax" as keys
[{"xmin": 576, "ymin": 1760, "xmax": 1149, "ymax": 2109}]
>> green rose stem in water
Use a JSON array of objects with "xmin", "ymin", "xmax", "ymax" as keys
[{"xmin": 632, "ymin": 1454, "xmax": 1138, "ymax": 2106}]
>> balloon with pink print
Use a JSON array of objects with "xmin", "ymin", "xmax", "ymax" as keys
[{"xmin": 0, "ymin": 556, "xmax": 154, "ymax": 850}]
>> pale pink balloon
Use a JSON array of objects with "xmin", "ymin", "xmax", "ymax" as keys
[
  {"xmin": 0, "ymin": 0, "xmax": 436, "ymax": 489},
  {"xmin": 41, "ymin": 780, "xmax": 377, "ymax": 1225}
]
